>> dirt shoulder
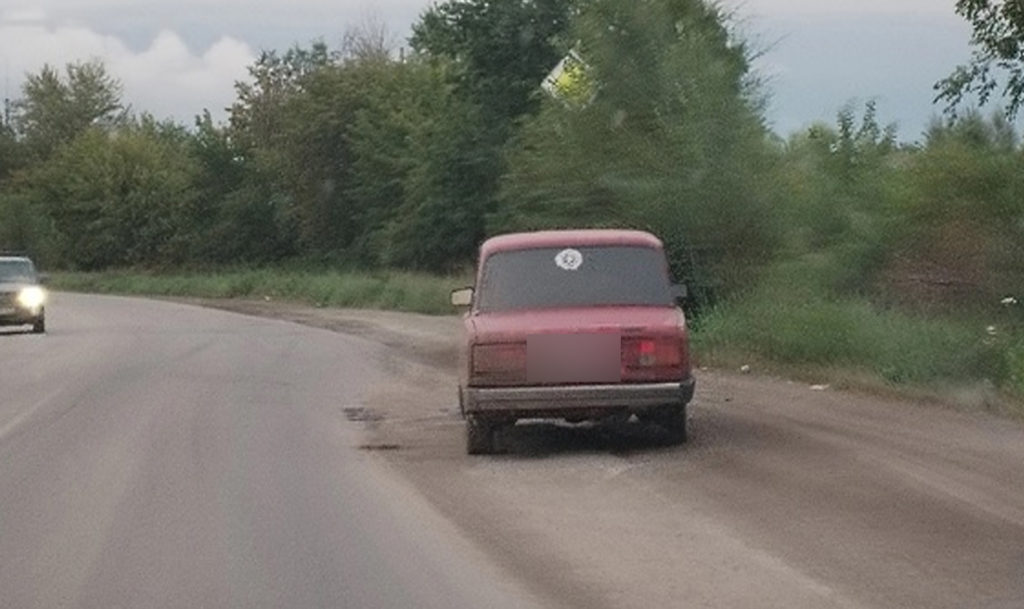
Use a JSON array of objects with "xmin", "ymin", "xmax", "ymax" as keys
[{"xmin": 199, "ymin": 299, "xmax": 1024, "ymax": 609}]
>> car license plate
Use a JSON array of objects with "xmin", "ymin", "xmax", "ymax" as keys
[{"xmin": 527, "ymin": 332, "xmax": 621, "ymax": 384}]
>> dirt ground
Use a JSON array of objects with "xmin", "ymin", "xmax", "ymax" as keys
[{"xmin": 204, "ymin": 299, "xmax": 1024, "ymax": 609}]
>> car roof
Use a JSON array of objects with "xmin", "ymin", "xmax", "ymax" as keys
[
  {"xmin": 480, "ymin": 230, "xmax": 663, "ymax": 258},
  {"xmin": 0, "ymin": 256, "xmax": 33, "ymax": 263}
]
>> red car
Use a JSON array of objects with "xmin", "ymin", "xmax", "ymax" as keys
[{"xmin": 451, "ymin": 230, "xmax": 695, "ymax": 454}]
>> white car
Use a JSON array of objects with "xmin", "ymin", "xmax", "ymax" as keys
[{"xmin": 0, "ymin": 256, "xmax": 47, "ymax": 334}]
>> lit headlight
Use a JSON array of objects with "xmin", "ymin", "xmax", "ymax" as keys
[{"xmin": 18, "ymin": 286, "xmax": 46, "ymax": 309}]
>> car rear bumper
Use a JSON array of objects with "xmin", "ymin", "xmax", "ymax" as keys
[{"xmin": 465, "ymin": 377, "xmax": 695, "ymax": 419}]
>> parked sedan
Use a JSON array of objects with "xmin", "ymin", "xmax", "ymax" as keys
[
  {"xmin": 0, "ymin": 256, "xmax": 47, "ymax": 334},
  {"xmin": 452, "ymin": 230, "xmax": 695, "ymax": 454}
]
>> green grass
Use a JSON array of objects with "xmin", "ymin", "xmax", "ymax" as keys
[
  {"xmin": 51, "ymin": 268, "xmax": 472, "ymax": 316},
  {"xmin": 691, "ymin": 257, "xmax": 1024, "ymax": 416},
  {"xmin": 694, "ymin": 296, "xmax": 1002, "ymax": 385}
]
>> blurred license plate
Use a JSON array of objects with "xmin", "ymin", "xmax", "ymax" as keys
[{"xmin": 527, "ymin": 333, "xmax": 621, "ymax": 384}]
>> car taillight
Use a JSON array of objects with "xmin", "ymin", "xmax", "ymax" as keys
[
  {"xmin": 622, "ymin": 337, "xmax": 683, "ymax": 368},
  {"xmin": 472, "ymin": 343, "xmax": 527, "ymax": 384}
]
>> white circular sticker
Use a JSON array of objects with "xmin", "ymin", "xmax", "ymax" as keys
[{"xmin": 555, "ymin": 248, "xmax": 584, "ymax": 271}]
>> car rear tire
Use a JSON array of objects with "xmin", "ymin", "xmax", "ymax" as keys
[
  {"xmin": 466, "ymin": 417, "xmax": 497, "ymax": 455},
  {"xmin": 32, "ymin": 316, "xmax": 45, "ymax": 334},
  {"xmin": 656, "ymin": 405, "xmax": 688, "ymax": 444}
]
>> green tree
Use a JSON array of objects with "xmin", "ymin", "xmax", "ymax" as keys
[
  {"xmin": 378, "ymin": 78, "xmax": 494, "ymax": 270},
  {"xmin": 406, "ymin": 0, "xmax": 578, "ymax": 269},
  {"xmin": 267, "ymin": 53, "xmax": 387, "ymax": 259},
  {"xmin": 886, "ymin": 111, "xmax": 1024, "ymax": 307},
  {"xmin": 13, "ymin": 61, "xmax": 126, "ymax": 160},
  {"xmin": 937, "ymin": 0, "xmax": 1024, "ymax": 117},
  {"xmin": 0, "ymin": 192, "xmax": 57, "ymax": 261},
  {"xmin": 769, "ymin": 103, "xmax": 903, "ymax": 295},
  {"xmin": 187, "ymin": 111, "xmax": 295, "ymax": 264},
  {"xmin": 495, "ymin": 0, "xmax": 779, "ymax": 304},
  {"xmin": 0, "ymin": 115, "xmax": 23, "ymax": 184},
  {"xmin": 223, "ymin": 43, "xmax": 336, "ymax": 262},
  {"xmin": 275, "ymin": 45, "xmax": 497, "ymax": 270},
  {"xmin": 342, "ymin": 59, "xmax": 446, "ymax": 265},
  {"xmin": 233, "ymin": 30, "xmax": 491, "ymax": 269},
  {"xmin": 28, "ymin": 119, "xmax": 198, "ymax": 269},
  {"xmin": 411, "ymin": 0, "xmax": 576, "ymax": 126},
  {"xmin": 228, "ymin": 43, "xmax": 331, "ymax": 153}
]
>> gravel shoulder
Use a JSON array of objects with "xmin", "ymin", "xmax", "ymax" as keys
[{"xmin": 200, "ymin": 299, "xmax": 1024, "ymax": 609}]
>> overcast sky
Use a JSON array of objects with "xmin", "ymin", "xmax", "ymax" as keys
[{"xmin": 0, "ymin": 0, "xmax": 1008, "ymax": 141}]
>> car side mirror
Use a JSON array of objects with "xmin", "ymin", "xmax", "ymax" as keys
[
  {"xmin": 37, "ymin": 273, "xmax": 49, "ymax": 285},
  {"xmin": 451, "ymin": 287, "xmax": 474, "ymax": 308},
  {"xmin": 671, "ymin": 284, "xmax": 688, "ymax": 304}
]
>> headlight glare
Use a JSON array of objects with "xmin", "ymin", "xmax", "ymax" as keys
[{"xmin": 18, "ymin": 286, "xmax": 46, "ymax": 308}]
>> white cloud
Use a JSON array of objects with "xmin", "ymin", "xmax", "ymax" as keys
[
  {"xmin": 0, "ymin": 18, "xmax": 254, "ymax": 125},
  {"xmin": 111, "ymin": 31, "xmax": 254, "ymax": 121}
]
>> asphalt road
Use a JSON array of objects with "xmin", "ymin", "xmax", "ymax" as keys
[
  {"xmin": 5, "ymin": 294, "xmax": 1024, "ymax": 609},
  {"xmin": 220, "ymin": 301, "xmax": 1024, "ymax": 609},
  {"xmin": 0, "ymin": 294, "xmax": 550, "ymax": 609}
]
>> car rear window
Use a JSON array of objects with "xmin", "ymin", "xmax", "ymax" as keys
[
  {"xmin": 476, "ymin": 246, "xmax": 672, "ymax": 312},
  {"xmin": 0, "ymin": 259, "xmax": 36, "ymax": 282}
]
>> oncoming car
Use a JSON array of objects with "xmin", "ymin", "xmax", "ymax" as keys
[
  {"xmin": 0, "ymin": 256, "xmax": 47, "ymax": 334},
  {"xmin": 451, "ymin": 230, "xmax": 695, "ymax": 454}
]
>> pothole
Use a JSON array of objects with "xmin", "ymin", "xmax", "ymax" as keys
[
  {"xmin": 342, "ymin": 406, "xmax": 385, "ymax": 423},
  {"xmin": 358, "ymin": 443, "xmax": 402, "ymax": 452}
]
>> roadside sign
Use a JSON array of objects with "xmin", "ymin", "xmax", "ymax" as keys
[{"xmin": 542, "ymin": 50, "xmax": 596, "ymax": 107}]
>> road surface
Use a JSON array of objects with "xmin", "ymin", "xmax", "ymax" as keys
[
  {"xmin": 3, "ymin": 293, "xmax": 1024, "ymax": 609},
  {"xmin": 217, "ymin": 299, "xmax": 1024, "ymax": 609},
  {"xmin": 0, "ymin": 293, "xmax": 551, "ymax": 609}
]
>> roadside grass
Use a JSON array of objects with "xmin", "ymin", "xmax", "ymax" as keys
[
  {"xmin": 691, "ymin": 258, "xmax": 1024, "ymax": 418},
  {"xmin": 694, "ymin": 297, "xmax": 999, "ymax": 384},
  {"xmin": 51, "ymin": 268, "xmax": 472, "ymax": 316}
]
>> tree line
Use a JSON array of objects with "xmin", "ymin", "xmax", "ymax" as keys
[{"xmin": 1, "ymin": 0, "xmax": 1023, "ymax": 314}]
